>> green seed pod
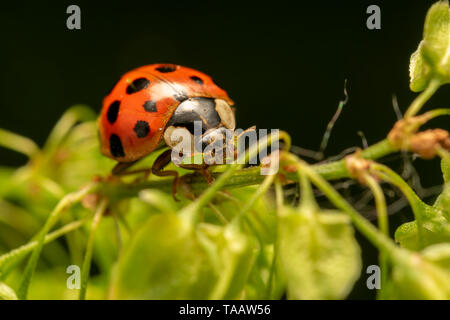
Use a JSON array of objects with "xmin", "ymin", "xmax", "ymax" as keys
[
  {"xmin": 277, "ymin": 205, "xmax": 361, "ymax": 300},
  {"xmin": 383, "ymin": 244, "xmax": 450, "ymax": 299}
]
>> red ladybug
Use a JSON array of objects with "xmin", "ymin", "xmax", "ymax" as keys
[{"xmin": 99, "ymin": 64, "xmax": 236, "ymax": 194}]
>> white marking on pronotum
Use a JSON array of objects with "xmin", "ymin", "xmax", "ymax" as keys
[{"xmin": 215, "ymin": 99, "xmax": 236, "ymax": 130}]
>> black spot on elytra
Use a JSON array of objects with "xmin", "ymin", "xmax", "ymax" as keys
[
  {"xmin": 126, "ymin": 78, "xmax": 150, "ymax": 94},
  {"xmin": 155, "ymin": 65, "xmax": 176, "ymax": 73},
  {"xmin": 106, "ymin": 100, "xmax": 120, "ymax": 124},
  {"xmin": 190, "ymin": 75, "xmax": 204, "ymax": 85},
  {"xmin": 134, "ymin": 120, "xmax": 150, "ymax": 138},
  {"xmin": 174, "ymin": 92, "xmax": 188, "ymax": 102},
  {"xmin": 143, "ymin": 100, "xmax": 157, "ymax": 112},
  {"xmin": 110, "ymin": 134, "xmax": 125, "ymax": 158}
]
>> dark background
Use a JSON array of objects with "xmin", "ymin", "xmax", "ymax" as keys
[{"xmin": 0, "ymin": 0, "xmax": 448, "ymax": 299}]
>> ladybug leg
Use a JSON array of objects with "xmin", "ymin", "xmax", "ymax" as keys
[
  {"xmin": 112, "ymin": 161, "xmax": 138, "ymax": 175},
  {"xmin": 111, "ymin": 160, "xmax": 152, "ymax": 180},
  {"xmin": 151, "ymin": 149, "xmax": 180, "ymax": 201},
  {"xmin": 235, "ymin": 125, "xmax": 257, "ymax": 140},
  {"xmin": 199, "ymin": 167, "xmax": 214, "ymax": 184},
  {"xmin": 178, "ymin": 163, "xmax": 214, "ymax": 184},
  {"xmin": 232, "ymin": 126, "xmax": 257, "ymax": 160}
]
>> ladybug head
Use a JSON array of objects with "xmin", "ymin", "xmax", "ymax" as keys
[{"xmin": 163, "ymin": 97, "xmax": 236, "ymax": 161}]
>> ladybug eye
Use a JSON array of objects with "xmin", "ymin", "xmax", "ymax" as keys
[
  {"xmin": 126, "ymin": 78, "xmax": 150, "ymax": 94},
  {"xmin": 155, "ymin": 65, "xmax": 176, "ymax": 73}
]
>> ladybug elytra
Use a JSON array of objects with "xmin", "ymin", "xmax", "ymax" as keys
[{"xmin": 98, "ymin": 64, "xmax": 237, "ymax": 194}]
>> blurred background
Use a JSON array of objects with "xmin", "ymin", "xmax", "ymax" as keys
[{"xmin": 0, "ymin": 0, "xmax": 448, "ymax": 299}]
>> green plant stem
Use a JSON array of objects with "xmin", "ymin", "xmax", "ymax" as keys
[
  {"xmin": 299, "ymin": 162, "xmax": 398, "ymax": 255},
  {"xmin": 423, "ymin": 108, "xmax": 450, "ymax": 120},
  {"xmin": 100, "ymin": 139, "xmax": 397, "ymax": 201},
  {"xmin": 233, "ymin": 174, "xmax": 276, "ymax": 226},
  {"xmin": 371, "ymin": 163, "xmax": 427, "ymax": 248},
  {"xmin": 266, "ymin": 245, "xmax": 277, "ymax": 300},
  {"xmin": 0, "ymin": 217, "xmax": 89, "ymax": 280},
  {"xmin": 437, "ymin": 148, "xmax": 450, "ymax": 168},
  {"xmin": 298, "ymin": 168, "xmax": 318, "ymax": 211},
  {"xmin": 43, "ymin": 105, "xmax": 96, "ymax": 155},
  {"xmin": 363, "ymin": 174, "xmax": 389, "ymax": 295},
  {"xmin": 404, "ymin": 78, "xmax": 441, "ymax": 119},
  {"xmin": 0, "ymin": 129, "xmax": 40, "ymax": 158},
  {"xmin": 79, "ymin": 199, "xmax": 108, "ymax": 300},
  {"xmin": 268, "ymin": 179, "xmax": 284, "ymax": 299},
  {"xmin": 274, "ymin": 180, "xmax": 283, "ymax": 212},
  {"xmin": 180, "ymin": 131, "xmax": 290, "ymax": 224},
  {"xmin": 310, "ymin": 139, "xmax": 396, "ymax": 180},
  {"xmin": 17, "ymin": 181, "xmax": 99, "ymax": 300}
]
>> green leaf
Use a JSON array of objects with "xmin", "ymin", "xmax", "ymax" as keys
[
  {"xmin": 109, "ymin": 213, "xmax": 217, "ymax": 299},
  {"xmin": 0, "ymin": 282, "xmax": 17, "ymax": 300},
  {"xmin": 277, "ymin": 206, "xmax": 361, "ymax": 300}
]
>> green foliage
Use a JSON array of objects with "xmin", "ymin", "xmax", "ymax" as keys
[{"xmin": 0, "ymin": 1, "xmax": 448, "ymax": 300}]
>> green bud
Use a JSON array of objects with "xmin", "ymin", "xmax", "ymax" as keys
[
  {"xmin": 395, "ymin": 158, "xmax": 450, "ymax": 250},
  {"xmin": 409, "ymin": 1, "xmax": 450, "ymax": 91},
  {"xmin": 410, "ymin": 41, "xmax": 432, "ymax": 92}
]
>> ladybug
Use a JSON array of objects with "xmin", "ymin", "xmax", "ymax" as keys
[{"xmin": 99, "ymin": 63, "xmax": 237, "ymax": 195}]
